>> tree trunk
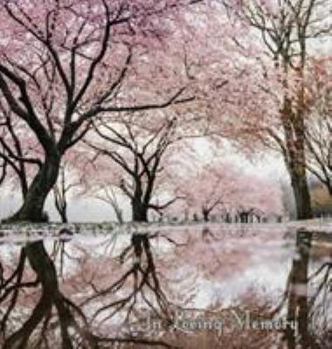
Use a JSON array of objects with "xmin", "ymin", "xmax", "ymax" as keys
[
  {"xmin": 3, "ymin": 241, "xmax": 91, "ymax": 348},
  {"xmin": 202, "ymin": 209, "xmax": 210, "ymax": 222},
  {"xmin": 109, "ymin": 199, "xmax": 123, "ymax": 224},
  {"xmin": 59, "ymin": 209, "xmax": 68, "ymax": 224},
  {"xmin": 114, "ymin": 207, "xmax": 123, "ymax": 224},
  {"xmin": 55, "ymin": 197, "xmax": 68, "ymax": 223},
  {"xmin": 282, "ymin": 96, "xmax": 313, "ymax": 221},
  {"xmin": 327, "ymin": 182, "xmax": 332, "ymax": 197},
  {"xmin": 132, "ymin": 199, "xmax": 148, "ymax": 222},
  {"xmin": 286, "ymin": 230, "xmax": 314, "ymax": 349},
  {"xmin": 4, "ymin": 242, "xmax": 59, "ymax": 349},
  {"xmin": 239, "ymin": 212, "xmax": 248, "ymax": 223},
  {"xmin": 290, "ymin": 169, "xmax": 312, "ymax": 220},
  {"xmin": 5, "ymin": 155, "xmax": 61, "ymax": 223},
  {"xmin": 225, "ymin": 212, "xmax": 231, "ymax": 223}
]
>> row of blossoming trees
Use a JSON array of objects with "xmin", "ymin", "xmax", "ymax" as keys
[{"xmin": 0, "ymin": 0, "xmax": 331, "ymax": 224}]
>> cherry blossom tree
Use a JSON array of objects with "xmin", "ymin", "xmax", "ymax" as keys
[
  {"xmin": 0, "ymin": 108, "xmax": 83, "ymax": 222},
  {"xmin": 231, "ymin": 173, "xmax": 284, "ymax": 222},
  {"xmin": 0, "ymin": 0, "xmax": 201, "ymax": 223},
  {"xmin": 76, "ymin": 151, "xmax": 128, "ymax": 223},
  {"xmin": 213, "ymin": 0, "xmax": 332, "ymax": 220},
  {"xmin": 82, "ymin": 111, "xmax": 196, "ymax": 222},
  {"xmin": 93, "ymin": 185, "xmax": 125, "ymax": 224},
  {"xmin": 0, "ymin": 105, "xmax": 41, "ymax": 200},
  {"xmin": 304, "ymin": 59, "xmax": 332, "ymax": 195},
  {"xmin": 172, "ymin": 159, "xmax": 283, "ymax": 222},
  {"xmin": 174, "ymin": 160, "xmax": 238, "ymax": 221}
]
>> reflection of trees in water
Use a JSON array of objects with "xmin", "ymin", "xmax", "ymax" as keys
[
  {"xmin": 0, "ymin": 233, "xmax": 181, "ymax": 348},
  {"xmin": 309, "ymin": 260, "xmax": 332, "ymax": 348},
  {"xmin": 1, "ymin": 228, "xmax": 331, "ymax": 348},
  {"xmin": 82, "ymin": 233, "xmax": 175, "ymax": 325},
  {"xmin": 0, "ymin": 241, "xmax": 98, "ymax": 348},
  {"xmin": 0, "ymin": 249, "xmax": 39, "ymax": 342},
  {"xmin": 276, "ymin": 229, "xmax": 332, "ymax": 349},
  {"xmin": 285, "ymin": 230, "xmax": 314, "ymax": 348}
]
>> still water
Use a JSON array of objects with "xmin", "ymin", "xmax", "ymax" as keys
[{"xmin": 0, "ymin": 223, "xmax": 331, "ymax": 348}]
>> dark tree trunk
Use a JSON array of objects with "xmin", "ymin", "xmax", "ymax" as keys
[
  {"xmin": 282, "ymin": 97, "xmax": 313, "ymax": 221},
  {"xmin": 114, "ymin": 207, "xmax": 124, "ymax": 224},
  {"xmin": 285, "ymin": 230, "xmax": 314, "ymax": 349},
  {"xmin": 255, "ymin": 215, "xmax": 261, "ymax": 223},
  {"xmin": 4, "ymin": 242, "xmax": 58, "ymax": 349},
  {"xmin": 225, "ymin": 212, "xmax": 232, "ymax": 223},
  {"xmin": 55, "ymin": 197, "xmax": 68, "ymax": 223},
  {"xmin": 19, "ymin": 174, "xmax": 28, "ymax": 200},
  {"xmin": 328, "ymin": 185, "xmax": 332, "ymax": 197},
  {"xmin": 6, "ymin": 155, "xmax": 61, "ymax": 223},
  {"xmin": 59, "ymin": 209, "xmax": 68, "ymax": 224},
  {"xmin": 290, "ymin": 169, "xmax": 312, "ymax": 220},
  {"xmin": 202, "ymin": 209, "xmax": 210, "ymax": 222},
  {"xmin": 54, "ymin": 185, "xmax": 68, "ymax": 224},
  {"xmin": 3, "ymin": 241, "xmax": 91, "ymax": 349},
  {"xmin": 132, "ymin": 199, "xmax": 148, "ymax": 222},
  {"xmin": 239, "ymin": 212, "xmax": 249, "ymax": 223}
]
